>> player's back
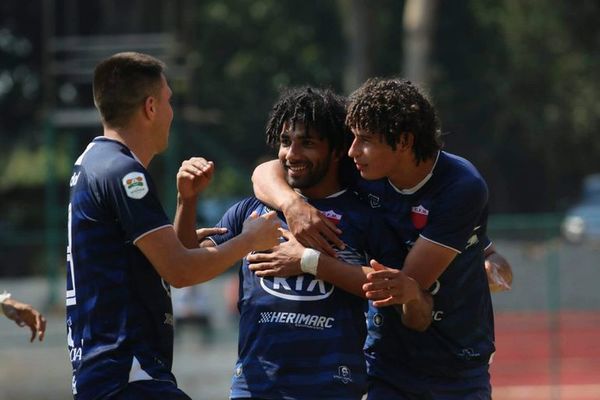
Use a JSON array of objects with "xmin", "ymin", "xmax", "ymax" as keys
[{"xmin": 66, "ymin": 137, "xmax": 175, "ymax": 399}]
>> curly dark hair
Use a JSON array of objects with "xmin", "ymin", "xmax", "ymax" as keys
[
  {"xmin": 265, "ymin": 86, "xmax": 351, "ymax": 155},
  {"xmin": 346, "ymin": 78, "xmax": 442, "ymax": 164}
]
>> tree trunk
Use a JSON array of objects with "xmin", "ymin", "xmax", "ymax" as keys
[
  {"xmin": 337, "ymin": 0, "xmax": 374, "ymax": 93},
  {"xmin": 403, "ymin": 0, "xmax": 438, "ymax": 87}
]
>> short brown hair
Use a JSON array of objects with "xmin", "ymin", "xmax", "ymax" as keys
[{"xmin": 93, "ymin": 52, "xmax": 166, "ymax": 129}]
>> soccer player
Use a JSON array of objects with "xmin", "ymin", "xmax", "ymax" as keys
[
  {"xmin": 0, "ymin": 291, "xmax": 46, "ymax": 342},
  {"xmin": 175, "ymin": 86, "xmax": 427, "ymax": 399},
  {"xmin": 251, "ymin": 78, "xmax": 512, "ymax": 399},
  {"xmin": 65, "ymin": 52, "xmax": 281, "ymax": 400}
]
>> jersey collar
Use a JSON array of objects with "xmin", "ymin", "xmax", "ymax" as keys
[{"xmin": 389, "ymin": 151, "xmax": 440, "ymax": 195}]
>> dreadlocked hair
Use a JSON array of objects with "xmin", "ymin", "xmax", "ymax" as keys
[
  {"xmin": 346, "ymin": 78, "xmax": 442, "ymax": 164},
  {"xmin": 265, "ymin": 86, "xmax": 351, "ymax": 155}
]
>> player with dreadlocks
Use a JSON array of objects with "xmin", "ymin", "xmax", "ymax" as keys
[
  {"xmin": 175, "ymin": 85, "xmax": 410, "ymax": 399},
  {"xmin": 251, "ymin": 78, "xmax": 512, "ymax": 399}
]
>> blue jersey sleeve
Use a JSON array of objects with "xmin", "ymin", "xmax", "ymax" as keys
[
  {"xmin": 209, "ymin": 197, "xmax": 263, "ymax": 246},
  {"xmin": 421, "ymin": 176, "xmax": 488, "ymax": 253},
  {"xmin": 95, "ymin": 158, "xmax": 170, "ymax": 243}
]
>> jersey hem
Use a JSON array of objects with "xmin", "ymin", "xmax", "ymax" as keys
[
  {"xmin": 419, "ymin": 234, "xmax": 462, "ymax": 254},
  {"xmin": 133, "ymin": 224, "xmax": 173, "ymax": 244}
]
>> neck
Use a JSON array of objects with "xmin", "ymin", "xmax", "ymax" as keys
[
  {"xmin": 103, "ymin": 125, "xmax": 154, "ymax": 168},
  {"xmin": 388, "ymin": 153, "xmax": 437, "ymax": 190}
]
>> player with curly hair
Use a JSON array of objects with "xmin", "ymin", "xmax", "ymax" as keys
[
  {"xmin": 176, "ymin": 86, "xmax": 414, "ymax": 399},
  {"xmin": 251, "ymin": 78, "xmax": 512, "ymax": 399}
]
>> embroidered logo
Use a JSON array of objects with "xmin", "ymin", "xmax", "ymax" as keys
[
  {"xmin": 368, "ymin": 194, "xmax": 381, "ymax": 208},
  {"xmin": 122, "ymin": 172, "xmax": 149, "ymax": 199},
  {"xmin": 410, "ymin": 204, "xmax": 429, "ymax": 229},
  {"xmin": 320, "ymin": 209, "xmax": 342, "ymax": 225},
  {"xmin": 333, "ymin": 365, "xmax": 353, "ymax": 384}
]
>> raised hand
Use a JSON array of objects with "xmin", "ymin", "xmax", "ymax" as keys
[
  {"xmin": 363, "ymin": 260, "xmax": 421, "ymax": 307},
  {"xmin": 2, "ymin": 298, "xmax": 47, "ymax": 342},
  {"xmin": 281, "ymin": 197, "xmax": 344, "ymax": 257},
  {"xmin": 242, "ymin": 211, "xmax": 282, "ymax": 252},
  {"xmin": 176, "ymin": 157, "xmax": 215, "ymax": 200},
  {"xmin": 247, "ymin": 229, "xmax": 305, "ymax": 277}
]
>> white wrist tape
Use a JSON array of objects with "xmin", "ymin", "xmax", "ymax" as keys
[
  {"xmin": 300, "ymin": 248, "xmax": 320, "ymax": 276},
  {"xmin": 0, "ymin": 291, "xmax": 11, "ymax": 316}
]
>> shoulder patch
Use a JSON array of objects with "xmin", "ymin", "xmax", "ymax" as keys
[{"xmin": 122, "ymin": 172, "xmax": 149, "ymax": 199}]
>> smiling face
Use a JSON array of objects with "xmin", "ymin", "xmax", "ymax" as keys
[{"xmin": 278, "ymin": 122, "xmax": 337, "ymax": 196}]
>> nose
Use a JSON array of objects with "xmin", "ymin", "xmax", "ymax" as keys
[
  {"xmin": 286, "ymin": 141, "xmax": 302, "ymax": 161},
  {"xmin": 348, "ymin": 138, "xmax": 359, "ymax": 158}
]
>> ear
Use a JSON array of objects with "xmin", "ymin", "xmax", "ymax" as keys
[{"xmin": 143, "ymin": 96, "xmax": 156, "ymax": 121}]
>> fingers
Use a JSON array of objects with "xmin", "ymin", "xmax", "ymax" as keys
[
  {"xmin": 36, "ymin": 313, "xmax": 47, "ymax": 342},
  {"xmin": 246, "ymin": 252, "xmax": 274, "ymax": 263},
  {"xmin": 370, "ymin": 259, "xmax": 386, "ymax": 271},
  {"xmin": 278, "ymin": 229, "xmax": 293, "ymax": 241},
  {"xmin": 316, "ymin": 214, "xmax": 344, "ymax": 248},
  {"xmin": 179, "ymin": 158, "xmax": 214, "ymax": 175},
  {"xmin": 196, "ymin": 227, "xmax": 228, "ymax": 240},
  {"xmin": 308, "ymin": 233, "xmax": 338, "ymax": 258}
]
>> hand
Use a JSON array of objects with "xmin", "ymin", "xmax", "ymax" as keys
[
  {"xmin": 247, "ymin": 229, "xmax": 305, "ymax": 277},
  {"xmin": 176, "ymin": 157, "xmax": 215, "ymax": 201},
  {"xmin": 281, "ymin": 197, "xmax": 344, "ymax": 257},
  {"xmin": 242, "ymin": 211, "xmax": 282, "ymax": 252},
  {"xmin": 2, "ymin": 298, "xmax": 47, "ymax": 342},
  {"xmin": 485, "ymin": 259, "xmax": 511, "ymax": 292},
  {"xmin": 363, "ymin": 260, "xmax": 421, "ymax": 307},
  {"xmin": 196, "ymin": 227, "xmax": 228, "ymax": 245}
]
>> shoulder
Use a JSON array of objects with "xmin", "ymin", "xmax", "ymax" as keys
[
  {"xmin": 224, "ymin": 197, "xmax": 265, "ymax": 218},
  {"xmin": 81, "ymin": 139, "xmax": 143, "ymax": 183},
  {"xmin": 437, "ymin": 152, "xmax": 488, "ymax": 198}
]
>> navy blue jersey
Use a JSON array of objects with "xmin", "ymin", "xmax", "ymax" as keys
[
  {"xmin": 353, "ymin": 151, "xmax": 495, "ymax": 390},
  {"xmin": 66, "ymin": 137, "xmax": 176, "ymax": 399},
  {"xmin": 209, "ymin": 191, "xmax": 400, "ymax": 400}
]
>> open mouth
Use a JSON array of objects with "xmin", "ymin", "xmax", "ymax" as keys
[{"xmin": 286, "ymin": 164, "xmax": 309, "ymax": 177}]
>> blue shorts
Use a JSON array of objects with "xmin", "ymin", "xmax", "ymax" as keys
[
  {"xmin": 367, "ymin": 377, "xmax": 491, "ymax": 400},
  {"xmin": 110, "ymin": 380, "xmax": 191, "ymax": 400}
]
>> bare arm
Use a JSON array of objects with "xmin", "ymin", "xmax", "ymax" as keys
[
  {"xmin": 247, "ymin": 233, "xmax": 432, "ymax": 331},
  {"xmin": 363, "ymin": 238, "xmax": 457, "ymax": 332},
  {"xmin": 1, "ymin": 295, "xmax": 47, "ymax": 342},
  {"xmin": 246, "ymin": 229, "xmax": 368, "ymax": 297},
  {"xmin": 484, "ymin": 243, "xmax": 513, "ymax": 292},
  {"xmin": 252, "ymin": 160, "xmax": 343, "ymax": 256},
  {"xmin": 137, "ymin": 212, "xmax": 281, "ymax": 288},
  {"xmin": 174, "ymin": 157, "xmax": 214, "ymax": 248}
]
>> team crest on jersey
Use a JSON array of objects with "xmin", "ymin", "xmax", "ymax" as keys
[
  {"xmin": 260, "ymin": 276, "xmax": 334, "ymax": 301},
  {"xmin": 410, "ymin": 204, "xmax": 429, "ymax": 229},
  {"xmin": 122, "ymin": 172, "xmax": 149, "ymax": 199},
  {"xmin": 320, "ymin": 209, "xmax": 342, "ymax": 225},
  {"xmin": 333, "ymin": 365, "xmax": 353, "ymax": 384}
]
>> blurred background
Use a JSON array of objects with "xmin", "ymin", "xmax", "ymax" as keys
[{"xmin": 1, "ymin": 0, "xmax": 599, "ymax": 399}]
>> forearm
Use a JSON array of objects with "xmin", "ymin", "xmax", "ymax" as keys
[
  {"xmin": 252, "ymin": 160, "xmax": 299, "ymax": 210},
  {"xmin": 398, "ymin": 290, "xmax": 433, "ymax": 332},
  {"xmin": 169, "ymin": 234, "xmax": 253, "ymax": 287},
  {"xmin": 174, "ymin": 194, "xmax": 199, "ymax": 249},
  {"xmin": 141, "ymin": 228, "xmax": 254, "ymax": 288},
  {"xmin": 314, "ymin": 255, "xmax": 370, "ymax": 298}
]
